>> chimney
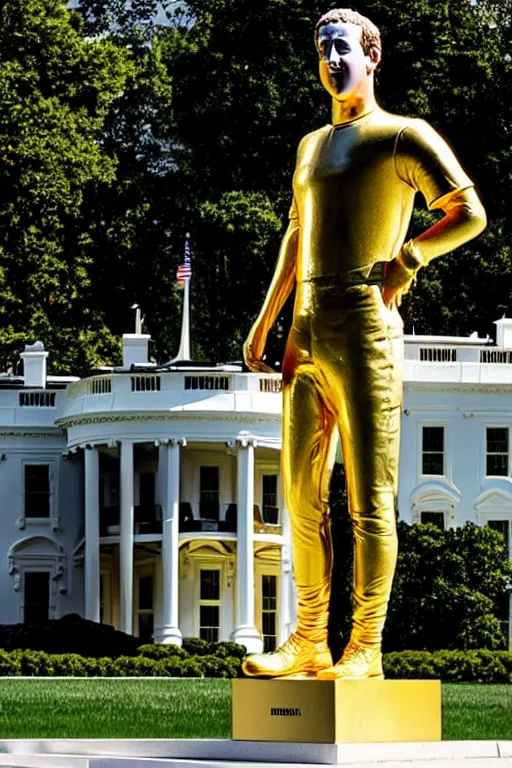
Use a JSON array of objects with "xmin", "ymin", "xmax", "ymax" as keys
[
  {"xmin": 21, "ymin": 341, "xmax": 48, "ymax": 388},
  {"xmin": 494, "ymin": 317, "xmax": 512, "ymax": 348},
  {"xmin": 122, "ymin": 334, "xmax": 151, "ymax": 367}
]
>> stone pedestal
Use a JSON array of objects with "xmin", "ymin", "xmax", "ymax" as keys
[{"xmin": 232, "ymin": 678, "xmax": 441, "ymax": 744}]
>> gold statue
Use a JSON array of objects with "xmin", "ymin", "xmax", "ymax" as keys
[{"xmin": 242, "ymin": 8, "xmax": 486, "ymax": 680}]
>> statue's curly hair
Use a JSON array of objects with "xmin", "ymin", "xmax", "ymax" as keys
[{"xmin": 315, "ymin": 9, "xmax": 381, "ymax": 56}]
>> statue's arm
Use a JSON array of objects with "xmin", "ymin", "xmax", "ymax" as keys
[
  {"xmin": 383, "ymin": 122, "xmax": 487, "ymax": 308},
  {"xmin": 401, "ymin": 185, "xmax": 486, "ymax": 267},
  {"xmin": 243, "ymin": 219, "xmax": 298, "ymax": 373}
]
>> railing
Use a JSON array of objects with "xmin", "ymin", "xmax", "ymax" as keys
[
  {"xmin": 65, "ymin": 371, "xmax": 286, "ymax": 403},
  {"xmin": 19, "ymin": 391, "xmax": 56, "ymax": 407},
  {"xmin": 100, "ymin": 505, "xmax": 162, "ymax": 536},
  {"xmin": 67, "ymin": 376, "xmax": 112, "ymax": 399},
  {"xmin": 184, "ymin": 375, "xmax": 231, "ymax": 391},
  {"xmin": 259, "ymin": 376, "xmax": 282, "ymax": 393},
  {"xmin": 131, "ymin": 375, "xmax": 161, "ymax": 392},
  {"xmin": 99, "ymin": 501, "xmax": 283, "ymax": 537},
  {"xmin": 480, "ymin": 349, "xmax": 512, "ymax": 364},
  {"xmin": 419, "ymin": 347, "xmax": 457, "ymax": 362}
]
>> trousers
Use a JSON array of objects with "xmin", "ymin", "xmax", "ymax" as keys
[{"xmin": 281, "ymin": 268, "xmax": 404, "ymax": 646}]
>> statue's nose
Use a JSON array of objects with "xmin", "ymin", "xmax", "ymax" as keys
[{"xmin": 328, "ymin": 45, "xmax": 342, "ymax": 68}]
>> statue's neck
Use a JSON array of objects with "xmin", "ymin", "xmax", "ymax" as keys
[{"xmin": 331, "ymin": 85, "xmax": 377, "ymax": 126}]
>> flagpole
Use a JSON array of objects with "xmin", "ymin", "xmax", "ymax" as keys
[
  {"xmin": 173, "ymin": 277, "xmax": 191, "ymax": 362},
  {"xmin": 169, "ymin": 233, "xmax": 192, "ymax": 364}
]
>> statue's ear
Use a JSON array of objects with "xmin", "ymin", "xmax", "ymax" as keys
[{"xmin": 367, "ymin": 46, "xmax": 381, "ymax": 73}]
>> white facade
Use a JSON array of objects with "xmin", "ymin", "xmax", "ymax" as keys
[{"xmin": 0, "ymin": 319, "xmax": 511, "ymax": 651}]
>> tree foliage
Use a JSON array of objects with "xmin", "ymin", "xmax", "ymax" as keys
[
  {"xmin": 0, "ymin": 0, "xmax": 511, "ymax": 369},
  {"xmin": 328, "ymin": 465, "xmax": 512, "ymax": 654}
]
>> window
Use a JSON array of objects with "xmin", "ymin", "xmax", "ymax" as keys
[
  {"xmin": 137, "ymin": 575, "xmax": 154, "ymax": 642},
  {"xmin": 24, "ymin": 465, "xmax": 50, "ymax": 518},
  {"xmin": 262, "ymin": 575, "xmax": 278, "ymax": 652},
  {"xmin": 200, "ymin": 467, "xmax": 219, "ymax": 520},
  {"xmin": 422, "ymin": 427, "xmax": 444, "ymax": 475},
  {"xmin": 139, "ymin": 473, "xmax": 155, "ymax": 509},
  {"xmin": 24, "ymin": 571, "xmax": 50, "ymax": 624},
  {"xmin": 100, "ymin": 575, "xmax": 104, "ymax": 624},
  {"xmin": 487, "ymin": 520, "xmax": 511, "ymax": 647},
  {"xmin": 199, "ymin": 569, "xmax": 220, "ymax": 642},
  {"xmin": 486, "ymin": 428, "xmax": 509, "ymax": 476},
  {"xmin": 420, "ymin": 511, "xmax": 445, "ymax": 530},
  {"xmin": 262, "ymin": 475, "xmax": 279, "ymax": 525}
]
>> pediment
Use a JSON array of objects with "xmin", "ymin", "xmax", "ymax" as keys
[
  {"xmin": 411, "ymin": 481, "xmax": 461, "ymax": 508},
  {"xmin": 474, "ymin": 488, "xmax": 512, "ymax": 509},
  {"xmin": 9, "ymin": 535, "xmax": 63, "ymax": 558}
]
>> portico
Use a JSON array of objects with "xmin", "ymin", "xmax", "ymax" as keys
[{"xmin": 79, "ymin": 418, "xmax": 285, "ymax": 651}]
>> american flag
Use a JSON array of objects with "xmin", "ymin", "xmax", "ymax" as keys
[{"xmin": 176, "ymin": 234, "xmax": 192, "ymax": 284}]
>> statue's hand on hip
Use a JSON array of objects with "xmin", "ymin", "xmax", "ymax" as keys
[
  {"xmin": 243, "ymin": 324, "xmax": 276, "ymax": 374},
  {"xmin": 381, "ymin": 256, "xmax": 416, "ymax": 310}
]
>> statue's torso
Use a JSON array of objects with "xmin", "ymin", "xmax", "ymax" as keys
[{"xmin": 293, "ymin": 108, "xmax": 417, "ymax": 281}]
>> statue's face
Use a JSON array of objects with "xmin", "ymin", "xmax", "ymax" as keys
[{"xmin": 317, "ymin": 21, "xmax": 374, "ymax": 101}]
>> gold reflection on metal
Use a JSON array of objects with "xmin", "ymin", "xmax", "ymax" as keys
[
  {"xmin": 232, "ymin": 678, "xmax": 442, "ymax": 743},
  {"xmin": 243, "ymin": 10, "xmax": 486, "ymax": 679}
]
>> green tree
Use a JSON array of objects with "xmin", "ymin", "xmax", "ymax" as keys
[
  {"xmin": 46, "ymin": 0, "xmax": 512, "ymax": 365},
  {"xmin": 328, "ymin": 467, "xmax": 511, "ymax": 653},
  {"xmin": 0, "ymin": 0, "xmax": 133, "ymax": 374},
  {"xmin": 384, "ymin": 521, "xmax": 512, "ymax": 651}
]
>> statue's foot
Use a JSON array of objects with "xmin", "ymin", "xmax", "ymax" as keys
[
  {"xmin": 242, "ymin": 633, "xmax": 332, "ymax": 678},
  {"xmin": 316, "ymin": 640, "xmax": 383, "ymax": 680}
]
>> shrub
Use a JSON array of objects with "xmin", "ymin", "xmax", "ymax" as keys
[
  {"xmin": 19, "ymin": 650, "xmax": 54, "ymax": 676},
  {"xmin": 0, "ymin": 648, "xmax": 20, "ymax": 676},
  {"xmin": 195, "ymin": 655, "xmax": 239, "ymax": 678},
  {"xmin": 112, "ymin": 656, "xmax": 162, "ymax": 677},
  {"xmin": 181, "ymin": 638, "xmax": 213, "ymax": 656},
  {"xmin": 137, "ymin": 644, "xmax": 189, "ymax": 661},
  {"xmin": 213, "ymin": 641, "xmax": 246, "ymax": 660},
  {"xmin": 50, "ymin": 653, "xmax": 89, "ymax": 677},
  {"xmin": 0, "ymin": 615, "xmax": 140, "ymax": 658},
  {"xmin": 383, "ymin": 649, "xmax": 512, "ymax": 683},
  {"xmin": 160, "ymin": 657, "xmax": 202, "ymax": 677}
]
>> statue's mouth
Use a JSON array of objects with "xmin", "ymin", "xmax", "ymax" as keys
[{"xmin": 329, "ymin": 69, "xmax": 347, "ymax": 92}]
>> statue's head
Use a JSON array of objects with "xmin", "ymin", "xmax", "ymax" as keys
[{"xmin": 315, "ymin": 9, "xmax": 381, "ymax": 101}]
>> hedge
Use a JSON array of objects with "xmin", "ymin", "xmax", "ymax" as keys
[{"xmin": 0, "ymin": 648, "xmax": 509, "ymax": 681}]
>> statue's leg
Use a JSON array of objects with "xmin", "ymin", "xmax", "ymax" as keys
[
  {"xmin": 242, "ymin": 327, "xmax": 336, "ymax": 678},
  {"xmin": 313, "ymin": 283, "xmax": 403, "ymax": 680}
]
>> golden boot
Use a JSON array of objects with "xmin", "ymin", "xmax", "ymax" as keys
[
  {"xmin": 242, "ymin": 632, "xmax": 332, "ymax": 678},
  {"xmin": 316, "ymin": 639, "xmax": 383, "ymax": 680}
]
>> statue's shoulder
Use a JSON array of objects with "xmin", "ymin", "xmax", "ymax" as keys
[
  {"xmin": 371, "ymin": 108, "xmax": 423, "ymax": 135},
  {"xmin": 375, "ymin": 109, "xmax": 435, "ymax": 139},
  {"xmin": 297, "ymin": 125, "xmax": 332, "ymax": 152}
]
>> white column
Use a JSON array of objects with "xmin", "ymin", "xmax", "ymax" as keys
[
  {"xmin": 231, "ymin": 438, "xmax": 263, "ymax": 653},
  {"xmin": 154, "ymin": 439, "xmax": 183, "ymax": 645},
  {"xmin": 119, "ymin": 441, "xmax": 134, "ymax": 635},
  {"xmin": 84, "ymin": 447, "xmax": 100, "ymax": 622}
]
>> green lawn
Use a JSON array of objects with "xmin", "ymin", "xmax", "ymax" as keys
[{"xmin": 0, "ymin": 679, "xmax": 509, "ymax": 740}]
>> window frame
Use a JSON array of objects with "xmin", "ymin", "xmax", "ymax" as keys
[
  {"xmin": 19, "ymin": 459, "xmax": 59, "ymax": 531},
  {"xmin": 135, "ymin": 567, "xmax": 155, "ymax": 642},
  {"xmin": 255, "ymin": 562, "xmax": 280, "ymax": 651},
  {"xmin": 420, "ymin": 425, "xmax": 446, "ymax": 478},
  {"xmin": 484, "ymin": 425, "xmax": 511, "ymax": 479},
  {"xmin": 262, "ymin": 474, "xmax": 279, "ymax": 526},
  {"xmin": 260, "ymin": 573, "xmax": 279, "ymax": 652},
  {"xmin": 196, "ymin": 564, "xmax": 222, "ymax": 642},
  {"xmin": 199, "ymin": 465, "xmax": 220, "ymax": 520},
  {"xmin": 419, "ymin": 510, "xmax": 446, "ymax": 530},
  {"xmin": 418, "ymin": 422, "xmax": 450, "ymax": 481}
]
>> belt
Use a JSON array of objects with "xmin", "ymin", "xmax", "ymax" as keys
[{"xmin": 300, "ymin": 261, "xmax": 386, "ymax": 288}]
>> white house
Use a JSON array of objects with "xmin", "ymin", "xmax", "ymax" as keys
[{"xmin": 0, "ymin": 319, "xmax": 511, "ymax": 652}]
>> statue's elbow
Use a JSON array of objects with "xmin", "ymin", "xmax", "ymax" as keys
[{"xmin": 472, "ymin": 200, "xmax": 487, "ymax": 237}]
